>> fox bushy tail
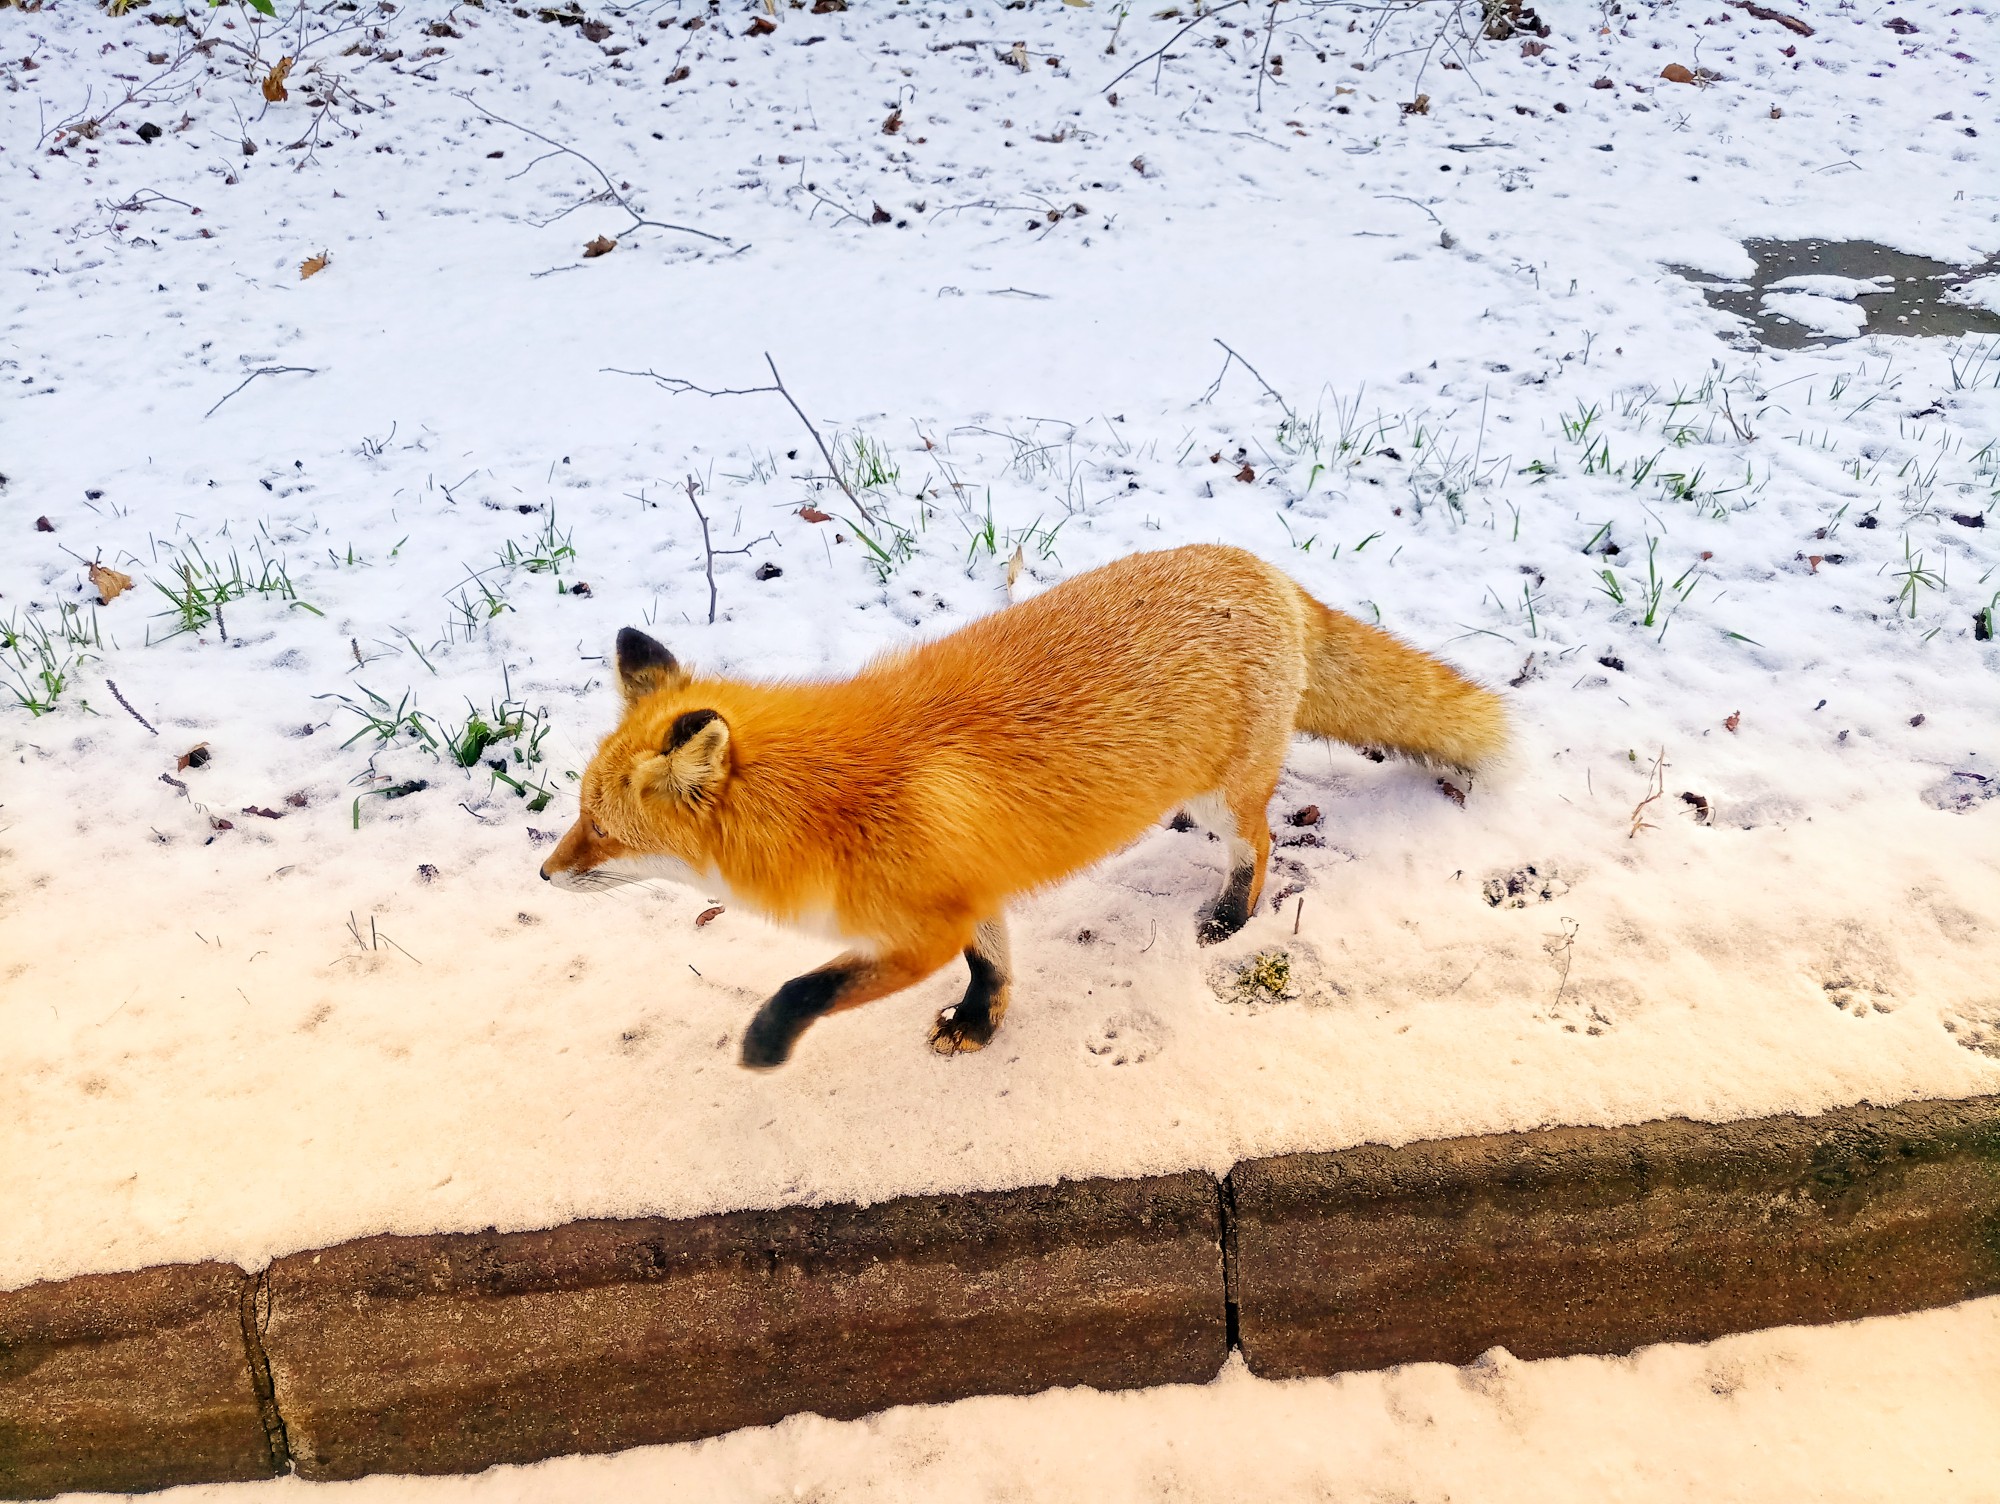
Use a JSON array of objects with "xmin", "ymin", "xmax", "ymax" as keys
[{"xmin": 1293, "ymin": 593, "xmax": 1508, "ymax": 772}]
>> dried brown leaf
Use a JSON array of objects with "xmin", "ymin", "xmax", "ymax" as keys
[
  {"xmin": 177, "ymin": 742, "xmax": 211, "ymax": 772},
  {"xmin": 262, "ymin": 55, "xmax": 293, "ymax": 103},
  {"xmin": 299, "ymin": 250, "xmax": 329, "ymax": 279},
  {"xmin": 583, "ymin": 234, "xmax": 617, "ymax": 257},
  {"xmin": 89, "ymin": 560, "xmax": 133, "ymax": 603}
]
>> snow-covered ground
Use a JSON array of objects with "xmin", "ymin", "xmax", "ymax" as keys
[
  {"xmin": 5, "ymin": 0, "xmax": 2000, "ymax": 1288},
  {"xmin": 57, "ymin": 1297, "xmax": 2000, "ymax": 1503}
]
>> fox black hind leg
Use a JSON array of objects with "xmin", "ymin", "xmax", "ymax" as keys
[{"xmin": 929, "ymin": 916, "xmax": 1012, "ymax": 1056}]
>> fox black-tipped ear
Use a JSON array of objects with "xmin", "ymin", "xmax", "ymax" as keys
[
  {"xmin": 646, "ymin": 710, "xmax": 730, "ymax": 803},
  {"xmin": 616, "ymin": 628, "xmax": 684, "ymax": 704}
]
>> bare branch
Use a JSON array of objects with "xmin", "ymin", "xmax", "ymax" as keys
[
  {"xmin": 682, "ymin": 477, "xmax": 777, "ymax": 625},
  {"xmin": 606, "ymin": 354, "xmax": 879, "ymax": 522},
  {"xmin": 1256, "ymin": 1, "xmax": 1282, "ymax": 114},
  {"xmin": 1200, "ymin": 339, "xmax": 1295, "ymax": 424},
  {"xmin": 1102, "ymin": 0, "xmax": 1249, "ymax": 94},
  {"xmin": 204, "ymin": 365, "xmax": 320, "ymax": 421},
  {"xmin": 456, "ymin": 92, "xmax": 736, "ymax": 248}
]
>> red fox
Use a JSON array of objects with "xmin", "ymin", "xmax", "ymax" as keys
[{"xmin": 540, "ymin": 545, "xmax": 1505, "ymax": 1069}]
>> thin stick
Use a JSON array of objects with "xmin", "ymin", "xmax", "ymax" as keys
[
  {"xmin": 1548, "ymin": 916, "xmax": 1579, "ymax": 1008},
  {"xmin": 204, "ymin": 365, "xmax": 319, "ymax": 420},
  {"xmin": 1102, "ymin": 0, "xmax": 1248, "ymax": 93},
  {"xmin": 457, "ymin": 93, "xmax": 735, "ymax": 248},
  {"xmin": 682, "ymin": 477, "xmax": 777, "ymax": 625},
  {"xmin": 1255, "ymin": 0, "xmax": 1282, "ymax": 114},
  {"xmin": 107, "ymin": 679, "xmax": 159, "ymax": 735},
  {"xmin": 1200, "ymin": 338, "xmax": 1295, "ymax": 424},
  {"xmin": 762, "ymin": 353, "xmax": 866, "ymax": 519},
  {"xmin": 608, "ymin": 357, "xmax": 879, "ymax": 522}
]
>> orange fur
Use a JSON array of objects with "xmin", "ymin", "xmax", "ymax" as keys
[{"xmin": 542, "ymin": 545, "xmax": 1506, "ymax": 1066}]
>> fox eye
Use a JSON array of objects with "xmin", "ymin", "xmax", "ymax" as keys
[{"xmin": 590, "ymin": 821, "xmax": 608, "ymax": 840}]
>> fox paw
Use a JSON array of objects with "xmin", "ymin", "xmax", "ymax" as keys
[
  {"xmin": 1197, "ymin": 910, "xmax": 1248, "ymax": 946},
  {"xmin": 929, "ymin": 1004, "xmax": 997, "ymax": 1056}
]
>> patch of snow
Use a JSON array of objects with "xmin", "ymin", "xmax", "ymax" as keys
[
  {"xmin": 3, "ymin": 0, "xmax": 1998, "ymax": 1290},
  {"xmin": 1758, "ymin": 291, "xmax": 1869, "ymax": 338}
]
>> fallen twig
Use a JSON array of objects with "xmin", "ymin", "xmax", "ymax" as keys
[
  {"xmin": 1102, "ymin": 0, "xmax": 1249, "ymax": 93},
  {"xmin": 1545, "ymin": 915, "xmax": 1579, "ymax": 1008},
  {"xmin": 1728, "ymin": 0, "xmax": 1813, "ymax": 36},
  {"xmin": 458, "ymin": 92, "xmax": 736, "ymax": 249},
  {"xmin": 204, "ymin": 365, "xmax": 320, "ymax": 420},
  {"xmin": 1200, "ymin": 338, "xmax": 1295, "ymax": 425},
  {"xmin": 607, "ymin": 354, "xmax": 879, "ymax": 522},
  {"xmin": 1255, "ymin": 0, "xmax": 1282, "ymax": 113},
  {"xmin": 681, "ymin": 477, "xmax": 778, "ymax": 625}
]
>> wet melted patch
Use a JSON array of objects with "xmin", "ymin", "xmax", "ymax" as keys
[{"xmin": 1672, "ymin": 239, "xmax": 2000, "ymax": 348}]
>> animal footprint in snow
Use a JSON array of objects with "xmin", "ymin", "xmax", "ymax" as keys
[
  {"xmin": 1086, "ymin": 1009, "xmax": 1167, "ymax": 1066},
  {"xmin": 1942, "ymin": 1001, "xmax": 2000, "ymax": 1060},
  {"xmin": 1823, "ymin": 974, "xmax": 1896, "ymax": 1017},
  {"xmin": 1483, "ymin": 864, "xmax": 1570, "ymax": 908}
]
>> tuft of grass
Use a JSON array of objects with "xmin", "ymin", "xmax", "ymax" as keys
[
  {"xmin": 445, "ymin": 572, "xmax": 513, "ymax": 640},
  {"xmin": 838, "ymin": 433, "xmax": 901, "ymax": 493},
  {"xmin": 963, "ymin": 489, "xmax": 1000, "ymax": 564},
  {"xmin": 149, "ymin": 543, "xmax": 313, "ymax": 641},
  {"xmin": 497, "ymin": 510, "xmax": 578, "ymax": 576},
  {"xmin": 1948, "ymin": 336, "xmax": 2000, "ymax": 392},
  {"xmin": 443, "ymin": 694, "xmax": 557, "ymax": 809},
  {"xmin": 1276, "ymin": 405, "xmax": 1325, "ymax": 458},
  {"xmin": 1658, "ymin": 466, "xmax": 1706, "ymax": 504},
  {"xmin": 1008, "ymin": 513, "xmax": 1066, "ymax": 564},
  {"xmin": 316, "ymin": 684, "xmax": 440, "ymax": 752},
  {"xmin": 1560, "ymin": 401, "xmax": 1601, "ymax": 444},
  {"xmin": 0, "ymin": 602, "xmax": 100, "ymax": 715},
  {"xmin": 322, "ymin": 686, "xmax": 560, "ymax": 812},
  {"xmin": 849, "ymin": 510, "xmax": 921, "ymax": 581},
  {"xmin": 1890, "ymin": 533, "xmax": 1945, "ymax": 619},
  {"xmin": 1277, "ymin": 512, "xmax": 1319, "ymax": 553}
]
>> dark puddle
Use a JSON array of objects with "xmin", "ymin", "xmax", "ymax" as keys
[{"xmin": 1670, "ymin": 239, "xmax": 2000, "ymax": 349}]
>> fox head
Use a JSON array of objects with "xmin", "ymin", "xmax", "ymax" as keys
[{"xmin": 539, "ymin": 628, "xmax": 733, "ymax": 892}]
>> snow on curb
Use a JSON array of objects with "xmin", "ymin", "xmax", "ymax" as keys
[{"xmin": 5, "ymin": 1093, "xmax": 1997, "ymax": 1499}]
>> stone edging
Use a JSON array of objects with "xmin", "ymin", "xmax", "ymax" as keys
[{"xmin": 5, "ymin": 1095, "xmax": 1997, "ymax": 1498}]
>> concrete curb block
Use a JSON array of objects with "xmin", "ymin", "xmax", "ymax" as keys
[
  {"xmin": 0, "ymin": 1263, "xmax": 278, "ymax": 1498},
  {"xmin": 261, "ymin": 1172, "xmax": 1225, "ymax": 1481},
  {"xmin": 1231, "ymin": 1094, "xmax": 2000, "ymax": 1377},
  {"xmin": 4, "ymin": 1094, "xmax": 1996, "ymax": 1497}
]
